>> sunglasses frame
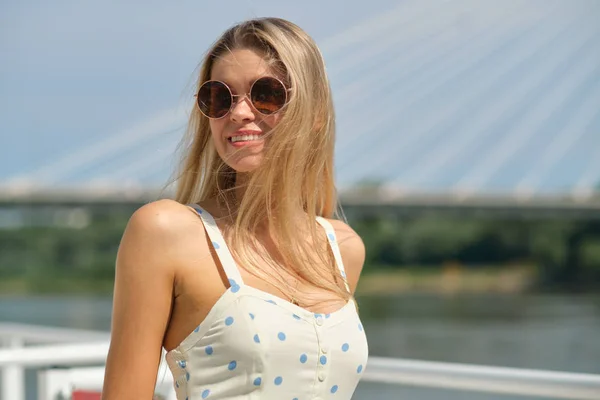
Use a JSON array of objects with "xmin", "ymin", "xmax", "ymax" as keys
[{"xmin": 195, "ymin": 76, "xmax": 291, "ymax": 120}]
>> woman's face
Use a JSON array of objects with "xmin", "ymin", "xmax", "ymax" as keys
[{"xmin": 208, "ymin": 48, "xmax": 284, "ymax": 173}]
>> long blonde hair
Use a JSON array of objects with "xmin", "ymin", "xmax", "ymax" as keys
[{"xmin": 174, "ymin": 17, "xmax": 348, "ymax": 304}]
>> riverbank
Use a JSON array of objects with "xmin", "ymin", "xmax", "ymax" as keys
[
  {"xmin": 0, "ymin": 265, "xmax": 538, "ymax": 296},
  {"xmin": 0, "ymin": 277, "xmax": 115, "ymax": 295},
  {"xmin": 357, "ymin": 265, "xmax": 537, "ymax": 295}
]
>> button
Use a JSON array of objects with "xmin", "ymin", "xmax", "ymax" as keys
[
  {"xmin": 321, "ymin": 347, "xmax": 328, "ymax": 354},
  {"xmin": 318, "ymin": 371, "xmax": 326, "ymax": 382},
  {"xmin": 316, "ymin": 316, "xmax": 324, "ymax": 326}
]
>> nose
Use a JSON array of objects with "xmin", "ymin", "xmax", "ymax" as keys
[{"xmin": 229, "ymin": 96, "xmax": 255, "ymax": 123}]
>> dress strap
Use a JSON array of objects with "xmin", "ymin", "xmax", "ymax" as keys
[
  {"xmin": 188, "ymin": 204, "xmax": 245, "ymax": 286},
  {"xmin": 315, "ymin": 217, "xmax": 350, "ymax": 292}
]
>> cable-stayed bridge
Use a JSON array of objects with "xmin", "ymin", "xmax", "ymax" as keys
[{"xmin": 1, "ymin": 0, "xmax": 599, "ymax": 217}]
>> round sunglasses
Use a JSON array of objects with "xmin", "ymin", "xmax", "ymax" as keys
[{"xmin": 196, "ymin": 76, "xmax": 290, "ymax": 119}]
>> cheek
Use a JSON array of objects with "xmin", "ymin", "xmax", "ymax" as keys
[
  {"xmin": 209, "ymin": 120, "xmax": 229, "ymax": 157},
  {"xmin": 263, "ymin": 114, "xmax": 282, "ymax": 129},
  {"xmin": 209, "ymin": 120, "xmax": 225, "ymax": 140}
]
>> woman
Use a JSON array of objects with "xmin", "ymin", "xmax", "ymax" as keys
[{"xmin": 102, "ymin": 17, "xmax": 368, "ymax": 399}]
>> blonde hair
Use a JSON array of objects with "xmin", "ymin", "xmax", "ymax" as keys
[{"xmin": 174, "ymin": 17, "xmax": 348, "ymax": 304}]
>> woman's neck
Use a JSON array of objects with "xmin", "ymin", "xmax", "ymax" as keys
[
  {"xmin": 234, "ymin": 172, "xmax": 249, "ymax": 202},
  {"xmin": 224, "ymin": 171, "xmax": 308, "ymax": 227}
]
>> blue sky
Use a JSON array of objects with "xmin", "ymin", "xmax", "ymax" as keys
[{"xmin": 1, "ymin": 0, "xmax": 599, "ymax": 197}]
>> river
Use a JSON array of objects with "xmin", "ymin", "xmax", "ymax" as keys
[{"xmin": 1, "ymin": 293, "xmax": 599, "ymax": 399}]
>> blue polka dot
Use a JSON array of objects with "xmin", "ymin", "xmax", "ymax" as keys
[
  {"xmin": 205, "ymin": 345, "xmax": 213, "ymax": 355},
  {"xmin": 225, "ymin": 316, "xmax": 234, "ymax": 326},
  {"xmin": 358, "ymin": 323, "xmax": 363, "ymax": 331},
  {"xmin": 278, "ymin": 332, "xmax": 286, "ymax": 341},
  {"xmin": 328, "ymin": 233, "xmax": 336, "ymax": 241},
  {"xmin": 320, "ymin": 355, "xmax": 327, "ymax": 365},
  {"xmin": 212, "ymin": 241, "xmax": 220, "ymax": 249},
  {"xmin": 229, "ymin": 279, "xmax": 240, "ymax": 293},
  {"xmin": 194, "ymin": 325, "xmax": 200, "ymax": 333},
  {"xmin": 254, "ymin": 334, "xmax": 260, "ymax": 343},
  {"xmin": 274, "ymin": 376, "xmax": 283, "ymax": 385},
  {"xmin": 197, "ymin": 208, "xmax": 203, "ymax": 214},
  {"xmin": 249, "ymin": 313, "xmax": 255, "ymax": 320},
  {"xmin": 202, "ymin": 389, "xmax": 210, "ymax": 398},
  {"xmin": 292, "ymin": 314, "xmax": 301, "ymax": 320},
  {"xmin": 293, "ymin": 398, "xmax": 298, "ymax": 400},
  {"xmin": 331, "ymin": 385, "xmax": 339, "ymax": 393},
  {"xmin": 299, "ymin": 354, "xmax": 307, "ymax": 363},
  {"xmin": 314, "ymin": 313, "xmax": 322, "ymax": 318},
  {"xmin": 266, "ymin": 299, "xmax": 277, "ymax": 305},
  {"xmin": 228, "ymin": 361, "xmax": 237, "ymax": 370},
  {"xmin": 326, "ymin": 313, "xmax": 331, "ymax": 318},
  {"xmin": 342, "ymin": 343, "xmax": 349, "ymax": 352},
  {"xmin": 357, "ymin": 364, "xmax": 363, "ymax": 373},
  {"xmin": 186, "ymin": 371, "xmax": 190, "ymax": 381},
  {"xmin": 178, "ymin": 360, "xmax": 186, "ymax": 368},
  {"xmin": 253, "ymin": 377, "xmax": 262, "ymax": 386}
]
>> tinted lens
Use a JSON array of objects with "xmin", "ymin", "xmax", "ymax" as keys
[
  {"xmin": 250, "ymin": 77, "xmax": 287, "ymax": 115},
  {"xmin": 197, "ymin": 81, "xmax": 232, "ymax": 118}
]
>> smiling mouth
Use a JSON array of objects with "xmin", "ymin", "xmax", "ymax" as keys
[{"xmin": 228, "ymin": 134, "xmax": 263, "ymax": 143}]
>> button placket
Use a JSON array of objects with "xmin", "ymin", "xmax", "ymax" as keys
[
  {"xmin": 314, "ymin": 316, "xmax": 330, "ymax": 392},
  {"xmin": 315, "ymin": 315, "xmax": 324, "ymax": 326},
  {"xmin": 318, "ymin": 370, "xmax": 326, "ymax": 382}
]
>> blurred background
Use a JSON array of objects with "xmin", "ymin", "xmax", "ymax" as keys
[{"xmin": 1, "ymin": 0, "xmax": 600, "ymax": 399}]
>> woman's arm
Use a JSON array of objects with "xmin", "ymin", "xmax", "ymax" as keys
[{"xmin": 102, "ymin": 201, "xmax": 181, "ymax": 399}]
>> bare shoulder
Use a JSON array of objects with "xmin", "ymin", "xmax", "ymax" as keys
[
  {"xmin": 121, "ymin": 198, "xmax": 211, "ymax": 274},
  {"xmin": 127, "ymin": 199, "xmax": 198, "ymax": 237},
  {"xmin": 325, "ymin": 218, "xmax": 366, "ymax": 293},
  {"xmin": 102, "ymin": 199, "xmax": 206, "ymax": 398}
]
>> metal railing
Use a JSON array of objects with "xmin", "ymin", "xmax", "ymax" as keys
[
  {"xmin": 0, "ymin": 323, "xmax": 110, "ymax": 400},
  {"xmin": 2, "ymin": 323, "xmax": 600, "ymax": 399}
]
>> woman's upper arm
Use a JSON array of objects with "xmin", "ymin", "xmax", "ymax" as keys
[{"xmin": 102, "ymin": 200, "xmax": 182, "ymax": 399}]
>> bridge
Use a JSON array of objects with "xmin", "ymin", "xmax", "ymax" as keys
[
  {"xmin": 1, "ymin": 185, "xmax": 599, "ymax": 220},
  {"xmin": 1, "ymin": 0, "xmax": 599, "ymax": 218}
]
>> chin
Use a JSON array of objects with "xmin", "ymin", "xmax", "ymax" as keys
[{"xmin": 228, "ymin": 156, "xmax": 264, "ymax": 173}]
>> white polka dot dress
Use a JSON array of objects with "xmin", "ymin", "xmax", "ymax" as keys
[{"xmin": 165, "ymin": 205, "xmax": 369, "ymax": 399}]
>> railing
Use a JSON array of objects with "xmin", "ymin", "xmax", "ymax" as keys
[
  {"xmin": 0, "ymin": 323, "xmax": 110, "ymax": 400},
  {"xmin": 2, "ymin": 323, "xmax": 600, "ymax": 400}
]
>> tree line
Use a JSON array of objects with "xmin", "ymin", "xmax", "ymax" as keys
[{"xmin": 1, "ymin": 208, "xmax": 599, "ymax": 293}]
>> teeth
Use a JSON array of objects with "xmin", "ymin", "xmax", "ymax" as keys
[{"xmin": 230, "ymin": 134, "xmax": 262, "ymax": 143}]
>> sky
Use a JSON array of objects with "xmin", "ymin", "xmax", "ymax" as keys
[{"xmin": 1, "ymin": 0, "xmax": 599, "ymax": 198}]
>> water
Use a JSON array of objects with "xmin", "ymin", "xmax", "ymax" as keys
[
  {"xmin": 354, "ymin": 293, "xmax": 600, "ymax": 399},
  {"xmin": 1, "ymin": 293, "xmax": 599, "ymax": 399}
]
